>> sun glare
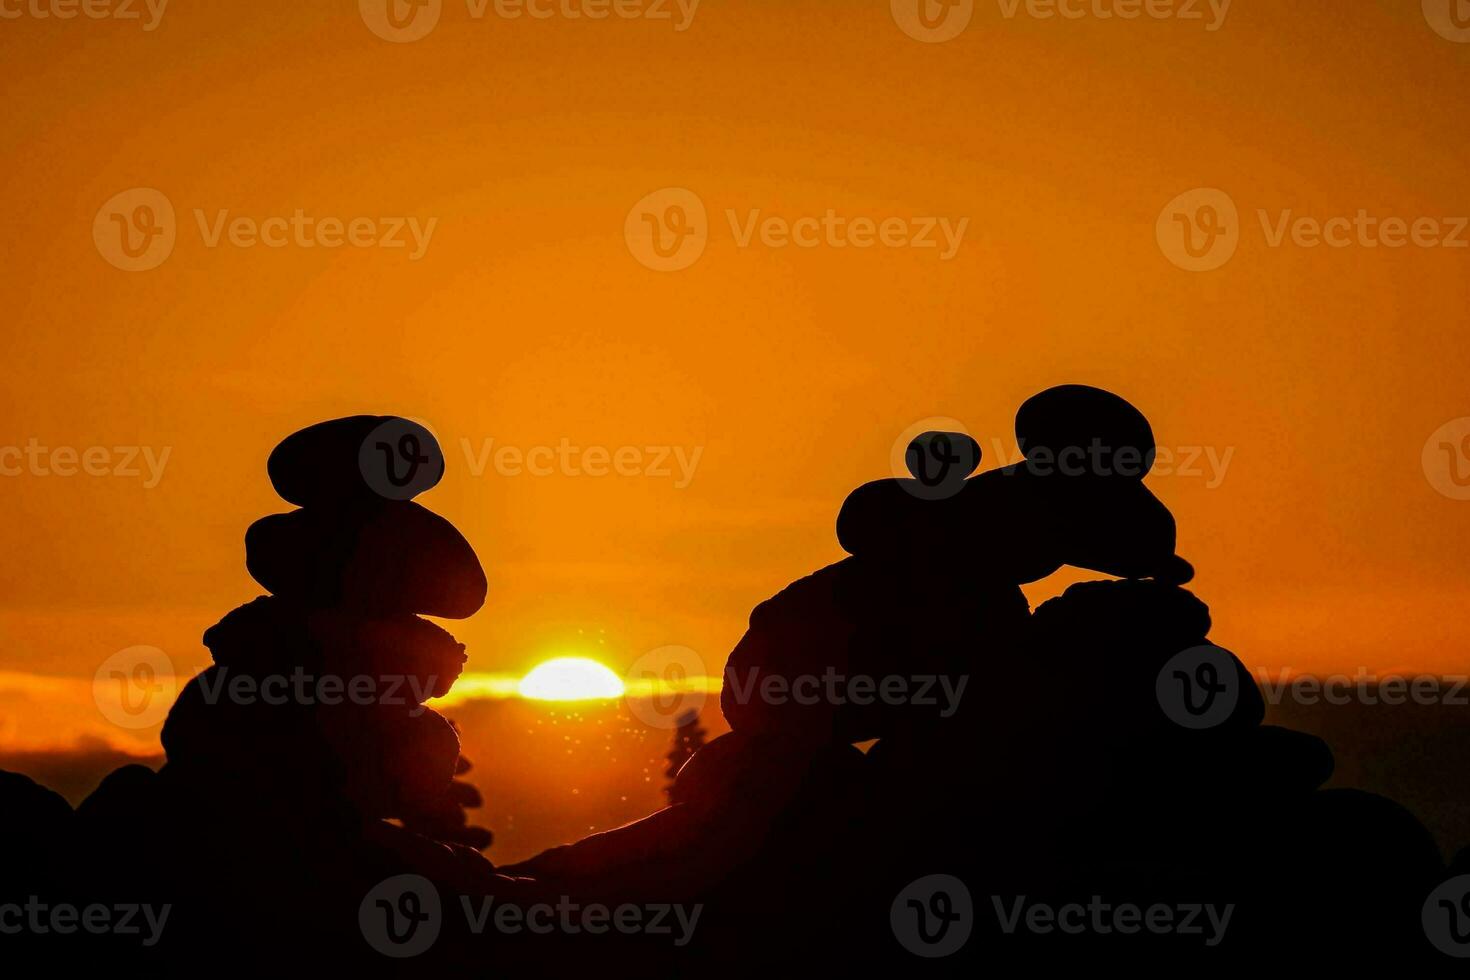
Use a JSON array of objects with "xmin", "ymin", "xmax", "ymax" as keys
[{"xmin": 517, "ymin": 657, "xmax": 627, "ymax": 701}]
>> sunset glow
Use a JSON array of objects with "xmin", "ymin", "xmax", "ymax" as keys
[{"xmin": 517, "ymin": 657, "xmax": 627, "ymax": 702}]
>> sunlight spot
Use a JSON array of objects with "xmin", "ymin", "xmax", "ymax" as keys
[{"xmin": 518, "ymin": 657, "xmax": 626, "ymax": 701}]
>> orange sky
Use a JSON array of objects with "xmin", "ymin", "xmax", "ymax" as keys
[{"xmin": 2, "ymin": 0, "xmax": 1469, "ymax": 754}]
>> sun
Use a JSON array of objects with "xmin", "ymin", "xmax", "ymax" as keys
[{"xmin": 517, "ymin": 657, "xmax": 627, "ymax": 701}]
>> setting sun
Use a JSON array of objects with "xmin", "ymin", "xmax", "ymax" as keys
[{"xmin": 517, "ymin": 657, "xmax": 627, "ymax": 702}]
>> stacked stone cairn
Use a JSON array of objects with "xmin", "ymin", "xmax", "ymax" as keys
[{"xmin": 158, "ymin": 416, "xmax": 489, "ymax": 842}]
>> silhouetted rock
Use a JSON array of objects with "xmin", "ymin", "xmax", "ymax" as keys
[
  {"xmin": 503, "ymin": 729, "xmax": 868, "ymax": 931},
  {"xmin": 74, "ymin": 764, "xmax": 159, "ymax": 834},
  {"xmin": 1029, "ymin": 578, "xmax": 1222, "ymax": 725},
  {"xmin": 401, "ymin": 756, "xmax": 495, "ymax": 851},
  {"xmin": 1037, "ymin": 576, "xmax": 1212, "ymax": 643},
  {"xmin": 834, "ymin": 476, "xmax": 957, "ymax": 567},
  {"xmin": 721, "ymin": 558, "xmax": 1028, "ymax": 742},
  {"xmin": 320, "ymin": 703, "xmax": 462, "ymax": 818},
  {"xmin": 310, "ymin": 608, "xmax": 468, "ymax": 699},
  {"xmin": 0, "ymin": 769, "xmax": 75, "ymax": 896},
  {"xmin": 904, "ymin": 430, "xmax": 983, "ymax": 497},
  {"xmin": 670, "ymin": 730, "xmax": 867, "ymax": 810},
  {"xmin": 1248, "ymin": 788, "xmax": 1445, "ymax": 960},
  {"xmin": 838, "ymin": 386, "xmax": 1190, "ymax": 583},
  {"xmin": 201, "ymin": 595, "xmax": 468, "ymax": 699},
  {"xmin": 1014, "ymin": 383, "xmax": 1156, "ymax": 478},
  {"xmin": 201, "ymin": 594, "xmax": 315, "ymax": 672},
  {"xmin": 78, "ymin": 412, "xmax": 504, "ymax": 968},
  {"xmin": 162, "ymin": 682, "xmax": 463, "ymax": 821},
  {"xmin": 742, "ymin": 387, "xmax": 1194, "ymax": 752},
  {"xmin": 1232, "ymin": 724, "xmax": 1335, "ymax": 793},
  {"xmin": 245, "ymin": 501, "xmax": 487, "ymax": 618},
  {"xmin": 267, "ymin": 414, "xmax": 444, "ymax": 506},
  {"xmin": 0, "ymin": 767, "xmax": 74, "ymax": 830},
  {"xmin": 22, "ymin": 395, "xmax": 1455, "ymax": 970}
]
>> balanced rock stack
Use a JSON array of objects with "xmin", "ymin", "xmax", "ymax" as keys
[
  {"xmin": 687, "ymin": 386, "xmax": 1201, "ymax": 892},
  {"xmin": 837, "ymin": 385, "xmax": 1191, "ymax": 585},
  {"xmin": 160, "ymin": 415, "xmax": 490, "ymax": 845},
  {"xmin": 978, "ymin": 384, "xmax": 1194, "ymax": 585},
  {"xmin": 720, "ymin": 385, "xmax": 1191, "ymax": 748}
]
